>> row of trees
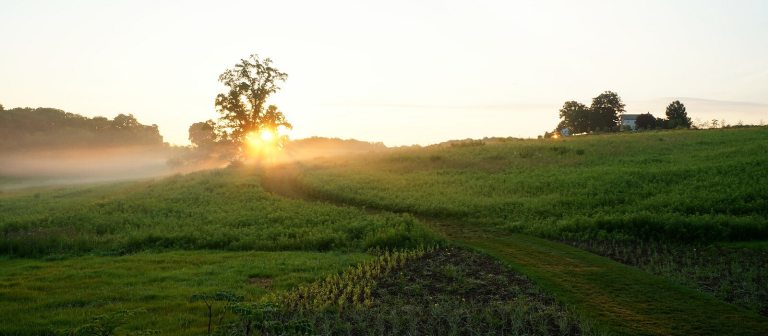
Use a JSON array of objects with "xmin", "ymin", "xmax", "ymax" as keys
[
  {"xmin": 0, "ymin": 107, "xmax": 164, "ymax": 152},
  {"xmin": 552, "ymin": 91, "xmax": 693, "ymax": 137},
  {"xmin": 556, "ymin": 91, "xmax": 626, "ymax": 134},
  {"xmin": 633, "ymin": 101, "xmax": 692, "ymax": 130}
]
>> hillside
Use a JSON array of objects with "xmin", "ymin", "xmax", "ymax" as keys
[
  {"xmin": 274, "ymin": 127, "xmax": 768, "ymax": 325},
  {"xmin": 1, "ymin": 128, "xmax": 767, "ymax": 335},
  {"xmin": 296, "ymin": 128, "xmax": 768, "ymax": 244}
]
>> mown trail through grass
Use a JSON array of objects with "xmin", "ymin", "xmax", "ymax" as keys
[{"xmin": 262, "ymin": 166, "xmax": 768, "ymax": 336}]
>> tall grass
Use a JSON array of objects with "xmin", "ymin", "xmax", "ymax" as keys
[
  {"xmin": 297, "ymin": 128, "xmax": 768, "ymax": 243},
  {"xmin": 201, "ymin": 247, "xmax": 592, "ymax": 336},
  {"xmin": 291, "ymin": 128, "xmax": 768, "ymax": 314},
  {"xmin": 567, "ymin": 239, "xmax": 768, "ymax": 315},
  {"xmin": 0, "ymin": 167, "xmax": 437, "ymax": 258}
]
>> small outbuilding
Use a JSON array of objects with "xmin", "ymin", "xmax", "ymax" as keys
[{"xmin": 620, "ymin": 114, "xmax": 641, "ymax": 130}]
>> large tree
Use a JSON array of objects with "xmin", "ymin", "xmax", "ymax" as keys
[
  {"xmin": 665, "ymin": 100, "xmax": 692, "ymax": 129},
  {"xmin": 590, "ymin": 91, "xmax": 624, "ymax": 132},
  {"xmin": 214, "ymin": 54, "xmax": 291, "ymax": 145},
  {"xmin": 558, "ymin": 101, "xmax": 591, "ymax": 134}
]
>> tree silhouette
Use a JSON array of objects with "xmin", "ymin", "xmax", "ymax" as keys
[
  {"xmin": 0, "ymin": 107, "xmax": 163, "ymax": 151},
  {"xmin": 188, "ymin": 120, "xmax": 218, "ymax": 148},
  {"xmin": 665, "ymin": 100, "xmax": 692, "ymax": 129},
  {"xmin": 558, "ymin": 101, "xmax": 591, "ymax": 133},
  {"xmin": 554, "ymin": 91, "xmax": 625, "ymax": 134},
  {"xmin": 635, "ymin": 113, "xmax": 657, "ymax": 130},
  {"xmin": 214, "ymin": 54, "xmax": 291, "ymax": 146},
  {"xmin": 590, "ymin": 91, "xmax": 624, "ymax": 132}
]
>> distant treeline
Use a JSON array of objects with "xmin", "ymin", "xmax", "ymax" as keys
[
  {"xmin": 284, "ymin": 137, "xmax": 386, "ymax": 153},
  {"xmin": 0, "ymin": 107, "xmax": 164, "ymax": 152}
]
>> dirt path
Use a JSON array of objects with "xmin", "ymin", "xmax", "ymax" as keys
[{"xmin": 261, "ymin": 167, "xmax": 768, "ymax": 335}]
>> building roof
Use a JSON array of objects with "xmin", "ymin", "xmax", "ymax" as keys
[{"xmin": 621, "ymin": 114, "xmax": 641, "ymax": 121}]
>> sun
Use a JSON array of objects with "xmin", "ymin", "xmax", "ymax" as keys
[
  {"xmin": 244, "ymin": 127, "xmax": 291, "ymax": 160},
  {"xmin": 259, "ymin": 129, "xmax": 275, "ymax": 142}
]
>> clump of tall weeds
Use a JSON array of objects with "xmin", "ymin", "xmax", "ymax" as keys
[
  {"xmin": 275, "ymin": 246, "xmax": 435, "ymax": 312},
  {"xmin": 193, "ymin": 246, "xmax": 593, "ymax": 336}
]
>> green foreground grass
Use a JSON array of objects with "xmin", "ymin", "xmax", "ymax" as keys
[
  {"xmin": 264, "ymin": 171, "xmax": 768, "ymax": 335},
  {"xmin": 0, "ymin": 168, "xmax": 434, "ymax": 258},
  {"xmin": 261, "ymin": 128, "xmax": 768, "ymax": 334},
  {"xmin": 0, "ymin": 165, "xmax": 433, "ymax": 335},
  {"xmin": 257, "ymin": 247, "xmax": 589, "ymax": 336},
  {"xmin": 454, "ymin": 230, "xmax": 768, "ymax": 335},
  {"xmin": 0, "ymin": 250, "xmax": 370, "ymax": 335}
]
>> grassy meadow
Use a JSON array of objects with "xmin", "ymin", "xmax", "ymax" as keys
[
  {"xmin": 296, "ymin": 128, "xmax": 768, "ymax": 244},
  {"xmin": 0, "ymin": 168, "xmax": 435, "ymax": 258},
  {"xmin": 283, "ymin": 127, "xmax": 768, "ymax": 318},
  {"xmin": 1, "ymin": 127, "xmax": 767, "ymax": 335},
  {"xmin": 0, "ymin": 168, "xmax": 436, "ymax": 335},
  {"xmin": 0, "ymin": 251, "xmax": 369, "ymax": 335}
]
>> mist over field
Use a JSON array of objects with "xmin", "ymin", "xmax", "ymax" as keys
[
  {"xmin": 0, "ymin": 146, "xmax": 175, "ymax": 190},
  {"xmin": 0, "ymin": 132, "xmax": 388, "ymax": 191}
]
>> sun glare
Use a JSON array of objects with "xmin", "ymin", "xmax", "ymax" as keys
[
  {"xmin": 260, "ymin": 129, "xmax": 275, "ymax": 142},
  {"xmin": 245, "ymin": 127, "xmax": 291, "ymax": 160}
]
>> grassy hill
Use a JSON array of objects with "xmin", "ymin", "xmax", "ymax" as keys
[
  {"xmin": 1, "ymin": 127, "xmax": 767, "ymax": 335},
  {"xmin": 286, "ymin": 127, "xmax": 768, "ymax": 315},
  {"xmin": 295, "ymin": 128, "xmax": 768, "ymax": 244}
]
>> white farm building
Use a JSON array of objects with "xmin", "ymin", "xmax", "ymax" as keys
[{"xmin": 620, "ymin": 114, "xmax": 641, "ymax": 130}]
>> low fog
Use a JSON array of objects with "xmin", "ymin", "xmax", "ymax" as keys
[
  {"xmin": 0, "ymin": 138, "xmax": 389, "ymax": 191},
  {"xmin": 0, "ymin": 146, "xmax": 176, "ymax": 190}
]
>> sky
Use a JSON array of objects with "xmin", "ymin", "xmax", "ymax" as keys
[{"xmin": 1, "ymin": 0, "xmax": 767, "ymax": 146}]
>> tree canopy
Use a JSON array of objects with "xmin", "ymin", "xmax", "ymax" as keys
[
  {"xmin": 558, "ymin": 101, "xmax": 591, "ymax": 134},
  {"xmin": 635, "ymin": 113, "xmax": 657, "ymax": 130},
  {"xmin": 0, "ymin": 107, "xmax": 163, "ymax": 152},
  {"xmin": 590, "ymin": 91, "xmax": 624, "ymax": 132},
  {"xmin": 665, "ymin": 100, "xmax": 692, "ymax": 129},
  {"xmin": 555, "ymin": 91, "xmax": 625, "ymax": 134},
  {"xmin": 214, "ymin": 54, "xmax": 292, "ymax": 145}
]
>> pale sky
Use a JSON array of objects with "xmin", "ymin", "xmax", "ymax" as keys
[{"xmin": 2, "ymin": 0, "xmax": 767, "ymax": 146}]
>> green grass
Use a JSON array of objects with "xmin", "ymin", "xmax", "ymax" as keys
[
  {"xmin": 0, "ymin": 250, "xmax": 370, "ymax": 335},
  {"xmin": 262, "ymin": 174, "xmax": 768, "ymax": 335},
  {"xmin": 262, "ymin": 247, "xmax": 590, "ymax": 336},
  {"xmin": 295, "ymin": 128, "xmax": 768, "ymax": 243},
  {"xmin": 0, "ymin": 165, "xmax": 437, "ymax": 335},
  {"xmin": 0, "ymin": 167, "xmax": 435, "ymax": 258},
  {"xmin": 568, "ymin": 239, "xmax": 768, "ymax": 315},
  {"xmin": 260, "ymin": 127, "xmax": 768, "ymax": 334},
  {"xmin": 455, "ymin": 230, "xmax": 768, "ymax": 335},
  {"xmin": 2, "ymin": 127, "xmax": 767, "ymax": 335}
]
